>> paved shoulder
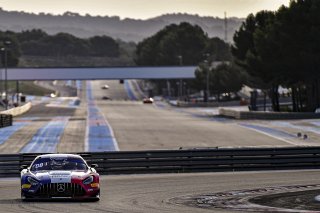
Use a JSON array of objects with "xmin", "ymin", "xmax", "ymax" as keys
[
  {"xmin": 0, "ymin": 121, "xmax": 46, "ymax": 154},
  {"xmin": 57, "ymin": 119, "xmax": 86, "ymax": 152}
]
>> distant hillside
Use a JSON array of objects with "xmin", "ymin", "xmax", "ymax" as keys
[{"xmin": 0, "ymin": 8, "xmax": 244, "ymax": 42}]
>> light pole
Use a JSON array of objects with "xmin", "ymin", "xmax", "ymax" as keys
[
  {"xmin": 1, "ymin": 40, "xmax": 11, "ymax": 110},
  {"xmin": 0, "ymin": 52, "xmax": 2, "ymax": 102},
  {"xmin": 0, "ymin": 47, "xmax": 8, "ymax": 109},
  {"xmin": 203, "ymin": 60, "xmax": 210, "ymax": 102},
  {"xmin": 178, "ymin": 55, "xmax": 183, "ymax": 100},
  {"xmin": 3, "ymin": 47, "xmax": 8, "ymax": 110},
  {"xmin": 166, "ymin": 80, "xmax": 171, "ymax": 98},
  {"xmin": 16, "ymin": 80, "xmax": 19, "ymax": 105},
  {"xmin": 203, "ymin": 53, "xmax": 210, "ymax": 103}
]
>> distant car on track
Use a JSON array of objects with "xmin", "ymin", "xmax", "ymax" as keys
[
  {"xmin": 101, "ymin": 85, "xmax": 109, "ymax": 89},
  {"xmin": 143, "ymin": 97, "xmax": 154, "ymax": 104},
  {"xmin": 20, "ymin": 154, "xmax": 100, "ymax": 201},
  {"xmin": 102, "ymin": 96, "xmax": 111, "ymax": 100}
]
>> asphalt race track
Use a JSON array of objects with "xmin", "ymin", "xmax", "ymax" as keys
[
  {"xmin": 5, "ymin": 80, "xmax": 319, "ymax": 153},
  {"xmin": 1, "ymin": 170, "xmax": 320, "ymax": 212},
  {"xmin": 93, "ymin": 80, "xmax": 290, "ymax": 151},
  {"xmin": 3, "ymin": 80, "xmax": 320, "ymax": 212}
]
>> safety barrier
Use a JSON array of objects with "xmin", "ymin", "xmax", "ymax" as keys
[
  {"xmin": 2, "ymin": 146, "xmax": 320, "ymax": 177},
  {"xmin": 0, "ymin": 114, "xmax": 13, "ymax": 128},
  {"xmin": 172, "ymin": 100, "xmax": 241, "ymax": 108},
  {"xmin": 219, "ymin": 108, "xmax": 320, "ymax": 119},
  {"xmin": 1, "ymin": 102, "xmax": 32, "ymax": 117}
]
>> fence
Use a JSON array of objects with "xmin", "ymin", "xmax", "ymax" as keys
[
  {"xmin": 2, "ymin": 146, "xmax": 320, "ymax": 177},
  {"xmin": 0, "ymin": 114, "xmax": 13, "ymax": 128},
  {"xmin": 0, "ymin": 102, "xmax": 32, "ymax": 128}
]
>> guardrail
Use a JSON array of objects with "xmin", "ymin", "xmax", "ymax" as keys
[
  {"xmin": 219, "ymin": 108, "xmax": 320, "ymax": 119},
  {"xmin": 0, "ymin": 114, "xmax": 13, "ymax": 128},
  {"xmin": 172, "ymin": 100, "xmax": 241, "ymax": 108},
  {"xmin": 2, "ymin": 146, "xmax": 320, "ymax": 177}
]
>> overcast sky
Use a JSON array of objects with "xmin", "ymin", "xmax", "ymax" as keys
[{"xmin": 0, "ymin": 0, "xmax": 289, "ymax": 19}]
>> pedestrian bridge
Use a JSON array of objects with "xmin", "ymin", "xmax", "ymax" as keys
[{"xmin": 3, "ymin": 66, "xmax": 196, "ymax": 80}]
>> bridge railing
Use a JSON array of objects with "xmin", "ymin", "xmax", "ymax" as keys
[{"xmin": 2, "ymin": 146, "xmax": 320, "ymax": 177}]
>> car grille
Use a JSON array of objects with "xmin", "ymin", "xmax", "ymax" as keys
[{"xmin": 36, "ymin": 183, "xmax": 85, "ymax": 197}]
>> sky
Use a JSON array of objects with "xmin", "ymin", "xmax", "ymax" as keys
[{"xmin": 0, "ymin": 0, "xmax": 289, "ymax": 19}]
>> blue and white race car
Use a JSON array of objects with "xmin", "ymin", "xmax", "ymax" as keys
[{"xmin": 20, "ymin": 154, "xmax": 100, "ymax": 200}]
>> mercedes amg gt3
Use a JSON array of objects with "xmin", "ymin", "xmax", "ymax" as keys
[{"xmin": 20, "ymin": 154, "xmax": 100, "ymax": 201}]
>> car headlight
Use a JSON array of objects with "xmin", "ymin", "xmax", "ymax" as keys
[
  {"xmin": 90, "ymin": 183, "xmax": 99, "ymax": 188},
  {"xmin": 21, "ymin": 184, "xmax": 32, "ymax": 189},
  {"xmin": 83, "ymin": 176, "xmax": 94, "ymax": 185},
  {"xmin": 27, "ymin": 176, "xmax": 39, "ymax": 185}
]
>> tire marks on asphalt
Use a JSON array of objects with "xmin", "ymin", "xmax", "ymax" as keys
[
  {"xmin": 0, "ymin": 123, "xmax": 29, "ymax": 146},
  {"xmin": 238, "ymin": 121, "xmax": 320, "ymax": 146},
  {"xmin": 173, "ymin": 184, "xmax": 320, "ymax": 212},
  {"xmin": 124, "ymin": 80, "xmax": 138, "ymax": 101},
  {"xmin": 0, "ymin": 121, "xmax": 47, "ymax": 153},
  {"xmin": 85, "ymin": 81, "xmax": 119, "ymax": 152},
  {"xmin": 20, "ymin": 117, "xmax": 69, "ymax": 153},
  {"xmin": 239, "ymin": 123, "xmax": 296, "ymax": 142}
]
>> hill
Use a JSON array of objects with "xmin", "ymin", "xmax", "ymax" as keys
[{"xmin": 0, "ymin": 8, "xmax": 243, "ymax": 42}]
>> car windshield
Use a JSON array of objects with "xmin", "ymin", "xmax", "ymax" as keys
[{"xmin": 30, "ymin": 157, "xmax": 87, "ymax": 171}]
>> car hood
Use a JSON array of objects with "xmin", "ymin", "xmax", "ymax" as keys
[{"xmin": 31, "ymin": 170, "xmax": 90, "ymax": 183}]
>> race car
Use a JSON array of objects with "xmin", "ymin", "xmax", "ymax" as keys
[
  {"xmin": 143, "ymin": 97, "xmax": 154, "ymax": 104},
  {"xmin": 101, "ymin": 84, "xmax": 109, "ymax": 89},
  {"xmin": 20, "ymin": 154, "xmax": 100, "ymax": 201}
]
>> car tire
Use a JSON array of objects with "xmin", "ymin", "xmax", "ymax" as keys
[
  {"xmin": 92, "ymin": 192, "xmax": 100, "ymax": 201},
  {"xmin": 21, "ymin": 192, "xmax": 29, "ymax": 201}
]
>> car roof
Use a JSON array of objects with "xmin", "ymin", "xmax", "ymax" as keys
[{"xmin": 36, "ymin": 154, "xmax": 83, "ymax": 159}]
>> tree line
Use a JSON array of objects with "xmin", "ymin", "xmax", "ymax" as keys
[
  {"xmin": 0, "ymin": 23, "xmax": 245, "ymax": 102},
  {"xmin": 19, "ymin": 30, "xmax": 119, "ymax": 57},
  {"xmin": 232, "ymin": 0, "xmax": 320, "ymax": 112},
  {"xmin": 137, "ymin": 0, "xmax": 320, "ymax": 112},
  {"xmin": 3, "ymin": 0, "xmax": 319, "ymax": 113},
  {"xmin": 0, "ymin": 29, "xmax": 121, "ymax": 67},
  {"xmin": 135, "ymin": 22, "xmax": 244, "ymax": 100}
]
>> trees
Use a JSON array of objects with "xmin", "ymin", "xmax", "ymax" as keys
[
  {"xmin": 17, "ymin": 29, "xmax": 47, "ymax": 43},
  {"xmin": 210, "ymin": 64, "xmax": 245, "ymax": 100},
  {"xmin": 135, "ymin": 22, "xmax": 207, "ymax": 66},
  {"xmin": 273, "ymin": 0, "xmax": 320, "ymax": 112},
  {"xmin": 194, "ymin": 62, "xmax": 246, "ymax": 102},
  {"xmin": 232, "ymin": 11, "xmax": 282, "ymax": 111},
  {"xmin": 0, "ymin": 28, "xmax": 134, "ymax": 66},
  {"xmin": 0, "ymin": 31, "xmax": 20, "ymax": 67},
  {"xmin": 89, "ymin": 36, "xmax": 119, "ymax": 57},
  {"xmin": 232, "ymin": 0, "xmax": 320, "ymax": 112},
  {"xmin": 205, "ymin": 37, "xmax": 232, "ymax": 61},
  {"xmin": 135, "ymin": 22, "xmax": 209, "ymax": 97},
  {"xmin": 16, "ymin": 30, "xmax": 120, "ymax": 58},
  {"xmin": 19, "ymin": 32, "xmax": 90, "ymax": 57},
  {"xmin": 135, "ymin": 22, "xmax": 244, "ymax": 98}
]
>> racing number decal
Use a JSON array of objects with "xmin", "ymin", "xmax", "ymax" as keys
[{"xmin": 34, "ymin": 163, "xmax": 44, "ymax": 169}]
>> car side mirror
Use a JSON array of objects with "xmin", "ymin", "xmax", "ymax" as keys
[
  {"xmin": 20, "ymin": 165, "xmax": 28, "ymax": 171},
  {"xmin": 90, "ymin": 164, "xmax": 98, "ymax": 168}
]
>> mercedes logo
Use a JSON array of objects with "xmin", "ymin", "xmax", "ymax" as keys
[{"xmin": 57, "ymin": 183, "xmax": 65, "ymax": 193}]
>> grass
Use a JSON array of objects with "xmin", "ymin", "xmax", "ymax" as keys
[{"xmin": 1, "ymin": 81, "xmax": 54, "ymax": 96}]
